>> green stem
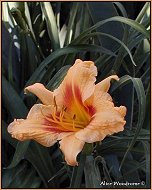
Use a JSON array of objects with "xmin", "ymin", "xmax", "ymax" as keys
[
  {"xmin": 70, "ymin": 153, "xmax": 86, "ymax": 188},
  {"xmin": 70, "ymin": 143, "xmax": 93, "ymax": 188},
  {"xmin": 29, "ymin": 30, "xmax": 45, "ymax": 59}
]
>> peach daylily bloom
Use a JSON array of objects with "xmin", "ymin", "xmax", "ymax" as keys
[{"xmin": 8, "ymin": 59, "xmax": 126, "ymax": 166}]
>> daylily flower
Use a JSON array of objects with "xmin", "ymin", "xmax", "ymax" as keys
[{"xmin": 8, "ymin": 59, "xmax": 126, "ymax": 166}]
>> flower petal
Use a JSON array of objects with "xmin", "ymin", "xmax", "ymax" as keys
[
  {"xmin": 95, "ymin": 75, "xmax": 119, "ymax": 93},
  {"xmin": 75, "ymin": 106, "xmax": 126, "ymax": 143},
  {"xmin": 25, "ymin": 83, "xmax": 54, "ymax": 105},
  {"xmin": 7, "ymin": 104, "xmax": 68, "ymax": 147},
  {"xmin": 57, "ymin": 132, "xmax": 74, "ymax": 140},
  {"xmin": 75, "ymin": 122, "xmax": 125, "ymax": 143},
  {"xmin": 77, "ymin": 76, "xmax": 126, "ymax": 143},
  {"xmin": 59, "ymin": 134, "xmax": 85, "ymax": 166},
  {"xmin": 87, "ymin": 75, "xmax": 120, "ymax": 113},
  {"xmin": 26, "ymin": 103, "xmax": 56, "ymax": 119},
  {"xmin": 8, "ymin": 119, "xmax": 59, "ymax": 147},
  {"xmin": 54, "ymin": 59, "xmax": 97, "ymax": 108},
  {"xmin": 84, "ymin": 75, "xmax": 118, "ymax": 110}
]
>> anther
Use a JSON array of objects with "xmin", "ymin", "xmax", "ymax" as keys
[
  {"xmin": 73, "ymin": 114, "xmax": 76, "ymax": 120},
  {"xmin": 53, "ymin": 96, "xmax": 57, "ymax": 111},
  {"xmin": 63, "ymin": 107, "xmax": 67, "ymax": 112},
  {"xmin": 72, "ymin": 115, "xmax": 75, "ymax": 129}
]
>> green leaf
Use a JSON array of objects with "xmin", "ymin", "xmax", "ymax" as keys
[
  {"xmin": 118, "ymin": 160, "xmax": 146, "ymax": 183},
  {"xmin": 8, "ymin": 38, "xmax": 14, "ymax": 83},
  {"xmin": 136, "ymin": 2, "xmax": 150, "ymax": 23},
  {"xmin": 48, "ymin": 166, "xmax": 66, "ymax": 183},
  {"xmin": 113, "ymin": 2, "xmax": 128, "ymax": 18},
  {"xmin": 112, "ymin": 24, "xmax": 129, "ymax": 72},
  {"xmin": 47, "ymin": 65, "xmax": 70, "ymax": 90},
  {"xmin": 141, "ymin": 141, "xmax": 150, "ymax": 188},
  {"xmin": 25, "ymin": 142, "xmax": 57, "ymax": 188},
  {"xmin": 2, "ymin": 120, "xmax": 17, "ymax": 147},
  {"xmin": 55, "ymin": 2, "xmax": 61, "ymax": 30},
  {"xmin": 121, "ymin": 153, "xmax": 140, "ymax": 183},
  {"xmin": 87, "ymin": 2, "xmax": 123, "ymax": 49},
  {"xmin": 104, "ymin": 154, "xmax": 122, "ymax": 180},
  {"xmin": 64, "ymin": 2, "xmax": 79, "ymax": 46},
  {"xmin": 25, "ymin": 44, "xmax": 115, "ymax": 86},
  {"xmin": 2, "ymin": 2, "xmax": 9, "ymax": 23},
  {"xmin": 68, "ymin": 44, "xmax": 116, "ymax": 56},
  {"xmin": 10, "ymin": 7, "xmax": 28, "ymax": 31},
  {"xmin": 134, "ymin": 39, "xmax": 150, "ymax": 75},
  {"xmin": 110, "ymin": 75, "xmax": 136, "ymax": 93},
  {"xmin": 2, "ymin": 76, "xmax": 30, "ymax": 169},
  {"xmin": 2, "ymin": 75, "xmax": 28, "ymax": 118},
  {"xmin": 72, "ymin": 16, "xmax": 149, "ymax": 45},
  {"xmin": 3, "ymin": 162, "xmax": 41, "ymax": 188},
  {"xmin": 3, "ymin": 162, "xmax": 26, "ymax": 188},
  {"xmin": 77, "ymin": 32, "xmax": 135, "ymax": 66},
  {"xmin": 8, "ymin": 2, "xmax": 25, "ymax": 14},
  {"xmin": 95, "ymin": 156, "xmax": 113, "ymax": 185},
  {"xmin": 6, "ymin": 141, "xmax": 30, "ymax": 169},
  {"xmin": 40, "ymin": 2, "xmax": 60, "ymax": 50},
  {"xmin": 139, "ymin": 128, "xmax": 150, "ymax": 136},
  {"xmin": 119, "ymin": 77, "xmax": 146, "ymax": 170},
  {"xmin": 79, "ymin": 3, "xmax": 90, "ymax": 33},
  {"xmin": 142, "ymin": 84, "xmax": 150, "ymax": 129},
  {"xmin": 84, "ymin": 156, "xmax": 101, "ymax": 188},
  {"xmin": 3, "ymin": 2, "xmax": 16, "ymax": 28},
  {"xmin": 70, "ymin": 153, "xmax": 86, "ymax": 188},
  {"xmin": 24, "ymin": 2, "xmax": 37, "ymax": 40},
  {"xmin": 19, "ymin": 31, "xmax": 42, "ymax": 87},
  {"xmin": 110, "ymin": 135, "xmax": 149, "ymax": 141}
]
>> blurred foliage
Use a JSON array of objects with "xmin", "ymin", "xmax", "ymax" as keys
[{"xmin": 2, "ymin": 2, "xmax": 150, "ymax": 188}]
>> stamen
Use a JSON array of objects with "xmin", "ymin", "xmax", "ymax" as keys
[
  {"xmin": 52, "ymin": 107, "xmax": 59, "ymax": 122},
  {"xmin": 73, "ymin": 120, "xmax": 75, "ymax": 129},
  {"xmin": 63, "ymin": 107, "xmax": 67, "ymax": 112},
  {"xmin": 59, "ymin": 106, "xmax": 66, "ymax": 127},
  {"xmin": 40, "ymin": 105, "xmax": 86, "ymax": 132},
  {"xmin": 60, "ymin": 106, "xmax": 67, "ymax": 120},
  {"xmin": 73, "ymin": 114, "xmax": 76, "ymax": 129},
  {"xmin": 53, "ymin": 96, "xmax": 57, "ymax": 111},
  {"xmin": 73, "ymin": 114, "xmax": 76, "ymax": 120},
  {"xmin": 71, "ymin": 84, "xmax": 90, "ymax": 122}
]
